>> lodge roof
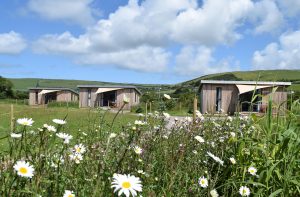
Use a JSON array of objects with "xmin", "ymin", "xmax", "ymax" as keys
[
  {"xmin": 28, "ymin": 87, "xmax": 79, "ymax": 95},
  {"xmin": 77, "ymin": 85, "xmax": 142, "ymax": 94},
  {"xmin": 200, "ymin": 80, "xmax": 292, "ymax": 86}
]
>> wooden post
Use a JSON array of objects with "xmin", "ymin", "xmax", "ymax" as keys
[
  {"xmin": 193, "ymin": 96, "xmax": 197, "ymax": 121},
  {"xmin": 10, "ymin": 104, "xmax": 14, "ymax": 132},
  {"xmin": 145, "ymin": 102, "xmax": 148, "ymax": 120}
]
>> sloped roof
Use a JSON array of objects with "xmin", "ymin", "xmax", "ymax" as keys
[
  {"xmin": 77, "ymin": 85, "xmax": 142, "ymax": 94},
  {"xmin": 200, "ymin": 80, "xmax": 291, "ymax": 86},
  {"xmin": 28, "ymin": 87, "xmax": 79, "ymax": 95}
]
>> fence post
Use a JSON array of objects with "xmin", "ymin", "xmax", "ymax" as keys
[
  {"xmin": 145, "ymin": 102, "xmax": 148, "ymax": 120},
  {"xmin": 10, "ymin": 104, "xmax": 14, "ymax": 132},
  {"xmin": 193, "ymin": 96, "xmax": 197, "ymax": 121}
]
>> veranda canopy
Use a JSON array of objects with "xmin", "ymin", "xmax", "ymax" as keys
[
  {"xmin": 95, "ymin": 88, "xmax": 122, "ymax": 94},
  {"xmin": 38, "ymin": 90, "xmax": 60, "ymax": 95},
  {"xmin": 236, "ymin": 85, "xmax": 273, "ymax": 95}
]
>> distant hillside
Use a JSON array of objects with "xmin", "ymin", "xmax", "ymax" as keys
[
  {"xmin": 8, "ymin": 78, "xmax": 174, "ymax": 93},
  {"xmin": 177, "ymin": 70, "xmax": 300, "ymax": 92}
]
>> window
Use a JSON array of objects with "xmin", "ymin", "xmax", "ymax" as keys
[
  {"xmin": 216, "ymin": 87, "xmax": 222, "ymax": 112},
  {"xmin": 88, "ymin": 89, "xmax": 91, "ymax": 107}
]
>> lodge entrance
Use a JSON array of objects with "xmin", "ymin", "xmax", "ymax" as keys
[
  {"xmin": 239, "ymin": 90, "xmax": 262, "ymax": 112},
  {"xmin": 45, "ymin": 92, "xmax": 57, "ymax": 104},
  {"xmin": 100, "ymin": 91, "xmax": 117, "ymax": 107}
]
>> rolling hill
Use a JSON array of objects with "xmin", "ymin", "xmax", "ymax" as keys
[{"xmin": 8, "ymin": 69, "xmax": 300, "ymax": 93}]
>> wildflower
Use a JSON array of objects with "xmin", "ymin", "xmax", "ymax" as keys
[
  {"xmin": 109, "ymin": 133, "xmax": 117, "ymax": 138},
  {"xmin": 163, "ymin": 94, "xmax": 171, "ymax": 99},
  {"xmin": 198, "ymin": 176, "xmax": 208, "ymax": 188},
  {"xmin": 210, "ymin": 189, "xmax": 219, "ymax": 197},
  {"xmin": 133, "ymin": 146, "xmax": 143, "ymax": 155},
  {"xmin": 47, "ymin": 125, "xmax": 56, "ymax": 132},
  {"xmin": 111, "ymin": 173, "xmax": 142, "ymax": 197},
  {"xmin": 17, "ymin": 118, "xmax": 34, "ymax": 126},
  {"xmin": 239, "ymin": 186, "xmax": 250, "ymax": 196},
  {"xmin": 195, "ymin": 136, "xmax": 205, "ymax": 143},
  {"xmin": 207, "ymin": 152, "xmax": 224, "ymax": 166},
  {"xmin": 163, "ymin": 112, "xmax": 170, "ymax": 119},
  {"xmin": 230, "ymin": 132, "xmax": 236, "ymax": 138},
  {"xmin": 248, "ymin": 166, "xmax": 257, "ymax": 176},
  {"xmin": 185, "ymin": 117, "xmax": 192, "ymax": 122},
  {"xmin": 13, "ymin": 161, "xmax": 34, "ymax": 178},
  {"xmin": 56, "ymin": 132, "xmax": 73, "ymax": 144},
  {"xmin": 11, "ymin": 133, "xmax": 22, "ymax": 138},
  {"xmin": 53, "ymin": 119, "xmax": 66, "ymax": 125},
  {"xmin": 229, "ymin": 157, "xmax": 236, "ymax": 164},
  {"xmin": 123, "ymin": 96, "xmax": 130, "ymax": 104},
  {"xmin": 134, "ymin": 120, "xmax": 146, "ymax": 125},
  {"xmin": 63, "ymin": 190, "xmax": 75, "ymax": 197},
  {"xmin": 69, "ymin": 153, "xmax": 83, "ymax": 164},
  {"xmin": 137, "ymin": 170, "xmax": 145, "ymax": 175},
  {"xmin": 192, "ymin": 150, "xmax": 198, "ymax": 154},
  {"xmin": 74, "ymin": 144, "xmax": 86, "ymax": 154},
  {"xmin": 138, "ymin": 113, "xmax": 145, "ymax": 117}
]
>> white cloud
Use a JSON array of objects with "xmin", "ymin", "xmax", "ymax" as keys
[
  {"xmin": 249, "ymin": 0, "xmax": 284, "ymax": 34},
  {"xmin": 0, "ymin": 31, "xmax": 27, "ymax": 54},
  {"xmin": 253, "ymin": 30, "xmax": 300, "ymax": 70},
  {"xmin": 171, "ymin": 0, "xmax": 254, "ymax": 46},
  {"xmin": 175, "ymin": 46, "xmax": 240, "ymax": 76},
  {"xmin": 276, "ymin": 0, "xmax": 300, "ymax": 17},
  {"xmin": 27, "ymin": 0, "xmax": 95, "ymax": 26}
]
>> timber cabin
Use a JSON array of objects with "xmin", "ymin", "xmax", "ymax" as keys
[
  {"xmin": 77, "ymin": 85, "xmax": 141, "ymax": 110},
  {"xmin": 199, "ymin": 80, "xmax": 291, "ymax": 115},
  {"xmin": 29, "ymin": 87, "xmax": 79, "ymax": 105}
]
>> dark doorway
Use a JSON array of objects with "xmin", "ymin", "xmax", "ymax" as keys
[
  {"xmin": 216, "ymin": 87, "xmax": 222, "ymax": 112},
  {"xmin": 239, "ymin": 90, "xmax": 262, "ymax": 112},
  {"xmin": 102, "ymin": 91, "xmax": 116, "ymax": 107},
  {"xmin": 45, "ymin": 92, "xmax": 57, "ymax": 104}
]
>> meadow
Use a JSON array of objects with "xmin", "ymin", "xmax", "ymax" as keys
[{"xmin": 0, "ymin": 96, "xmax": 299, "ymax": 196}]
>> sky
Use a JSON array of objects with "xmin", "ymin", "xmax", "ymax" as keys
[{"xmin": 0, "ymin": 0, "xmax": 300, "ymax": 84}]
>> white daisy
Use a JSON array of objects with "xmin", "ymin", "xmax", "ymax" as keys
[
  {"xmin": 13, "ymin": 160, "xmax": 34, "ymax": 178},
  {"xmin": 239, "ymin": 186, "xmax": 250, "ymax": 196},
  {"xmin": 123, "ymin": 96, "xmax": 130, "ymax": 104},
  {"xmin": 198, "ymin": 176, "xmax": 208, "ymax": 188},
  {"xmin": 207, "ymin": 152, "xmax": 224, "ymax": 166},
  {"xmin": 162, "ymin": 112, "xmax": 170, "ymax": 119},
  {"xmin": 63, "ymin": 190, "xmax": 75, "ymax": 197},
  {"xmin": 248, "ymin": 166, "xmax": 257, "ymax": 176},
  {"xmin": 11, "ymin": 133, "xmax": 22, "ymax": 138},
  {"xmin": 17, "ymin": 118, "xmax": 34, "ymax": 126},
  {"xmin": 230, "ymin": 132, "xmax": 236, "ymax": 138},
  {"xmin": 163, "ymin": 94, "xmax": 171, "ymax": 100},
  {"xmin": 111, "ymin": 173, "xmax": 142, "ymax": 197},
  {"xmin": 56, "ymin": 132, "xmax": 73, "ymax": 144},
  {"xmin": 52, "ymin": 119, "xmax": 66, "ymax": 125},
  {"xmin": 109, "ymin": 133, "xmax": 117, "ymax": 138},
  {"xmin": 195, "ymin": 136, "xmax": 205, "ymax": 143},
  {"xmin": 210, "ymin": 189, "xmax": 219, "ymax": 197},
  {"xmin": 134, "ymin": 120, "xmax": 146, "ymax": 125},
  {"xmin": 229, "ymin": 157, "xmax": 236, "ymax": 164},
  {"xmin": 133, "ymin": 146, "xmax": 143, "ymax": 155},
  {"xmin": 69, "ymin": 153, "xmax": 83, "ymax": 164},
  {"xmin": 74, "ymin": 144, "xmax": 86, "ymax": 154}
]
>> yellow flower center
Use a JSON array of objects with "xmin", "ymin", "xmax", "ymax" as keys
[
  {"xmin": 76, "ymin": 148, "xmax": 81, "ymax": 152},
  {"xmin": 201, "ymin": 180, "xmax": 205, "ymax": 184},
  {"xmin": 19, "ymin": 167, "xmax": 28, "ymax": 174},
  {"xmin": 122, "ymin": 181, "xmax": 131, "ymax": 189},
  {"xmin": 68, "ymin": 195, "xmax": 74, "ymax": 197},
  {"xmin": 242, "ymin": 189, "xmax": 247, "ymax": 194}
]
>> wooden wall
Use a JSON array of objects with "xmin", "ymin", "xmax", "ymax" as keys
[
  {"xmin": 261, "ymin": 86, "xmax": 288, "ymax": 112},
  {"xmin": 29, "ymin": 90, "xmax": 78, "ymax": 105},
  {"xmin": 200, "ymin": 84, "xmax": 239, "ymax": 114}
]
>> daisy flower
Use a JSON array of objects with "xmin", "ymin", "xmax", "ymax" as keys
[
  {"xmin": 198, "ymin": 176, "xmax": 208, "ymax": 188},
  {"xmin": 111, "ymin": 173, "xmax": 142, "ymax": 197},
  {"xmin": 134, "ymin": 120, "xmax": 146, "ymax": 125},
  {"xmin": 13, "ymin": 160, "xmax": 34, "ymax": 178},
  {"xmin": 52, "ymin": 119, "xmax": 66, "ymax": 125},
  {"xmin": 229, "ymin": 157, "xmax": 236, "ymax": 164},
  {"xmin": 207, "ymin": 152, "xmax": 224, "ymax": 166},
  {"xmin": 248, "ymin": 166, "xmax": 257, "ymax": 176},
  {"xmin": 63, "ymin": 190, "xmax": 75, "ymax": 197},
  {"xmin": 163, "ymin": 94, "xmax": 171, "ymax": 100},
  {"xmin": 56, "ymin": 132, "xmax": 73, "ymax": 144},
  {"xmin": 17, "ymin": 118, "xmax": 34, "ymax": 126},
  {"xmin": 210, "ymin": 189, "xmax": 219, "ymax": 197},
  {"xmin": 123, "ymin": 96, "xmax": 130, "ymax": 104},
  {"xmin": 230, "ymin": 132, "xmax": 236, "ymax": 138},
  {"xmin": 109, "ymin": 133, "xmax": 117, "ymax": 138},
  {"xmin": 195, "ymin": 136, "xmax": 205, "ymax": 143},
  {"xmin": 239, "ymin": 186, "xmax": 250, "ymax": 196},
  {"xmin": 11, "ymin": 133, "xmax": 22, "ymax": 138},
  {"xmin": 69, "ymin": 153, "xmax": 83, "ymax": 164},
  {"xmin": 162, "ymin": 112, "xmax": 170, "ymax": 119},
  {"xmin": 74, "ymin": 144, "xmax": 86, "ymax": 154},
  {"xmin": 133, "ymin": 146, "xmax": 143, "ymax": 155}
]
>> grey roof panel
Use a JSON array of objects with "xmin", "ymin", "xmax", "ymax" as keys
[{"xmin": 200, "ymin": 80, "xmax": 291, "ymax": 86}]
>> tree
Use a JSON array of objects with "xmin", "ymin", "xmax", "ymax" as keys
[{"xmin": 0, "ymin": 76, "xmax": 14, "ymax": 98}]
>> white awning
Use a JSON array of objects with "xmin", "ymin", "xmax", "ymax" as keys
[
  {"xmin": 38, "ymin": 90, "xmax": 60, "ymax": 95},
  {"xmin": 95, "ymin": 88, "xmax": 122, "ymax": 94},
  {"xmin": 236, "ymin": 85, "xmax": 273, "ymax": 94}
]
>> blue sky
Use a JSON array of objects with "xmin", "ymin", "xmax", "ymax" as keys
[{"xmin": 0, "ymin": 0, "xmax": 299, "ymax": 84}]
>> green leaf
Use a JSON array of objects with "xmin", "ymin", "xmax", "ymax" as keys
[{"xmin": 268, "ymin": 189, "xmax": 282, "ymax": 197}]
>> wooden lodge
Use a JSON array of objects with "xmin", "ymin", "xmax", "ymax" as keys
[
  {"xmin": 28, "ymin": 87, "xmax": 79, "ymax": 105},
  {"xmin": 199, "ymin": 80, "xmax": 291, "ymax": 115},
  {"xmin": 77, "ymin": 85, "xmax": 141, "ymax": 110}
]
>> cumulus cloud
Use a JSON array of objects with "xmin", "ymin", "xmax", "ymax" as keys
[
  {"xmin": 0, "ymin": 31, "xmax": 27, "ymax": 54},
  {"xmin": 249, "ymin": 0, "xmax": 285, "ymax": 34},
  {"xmin": 175, "ymin": 46, "xmax": 240, "ymax": 76},
  {"xmin": 27, "ymin": 0, "xmax": 95, "ymax": 26},
  {"xmin": 276, "ymin": 0, "xmax": 300, "ymax": 17},
  {"xmin": 252, "ymin": 30, "xmax": 300, "ymax": 70}
]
